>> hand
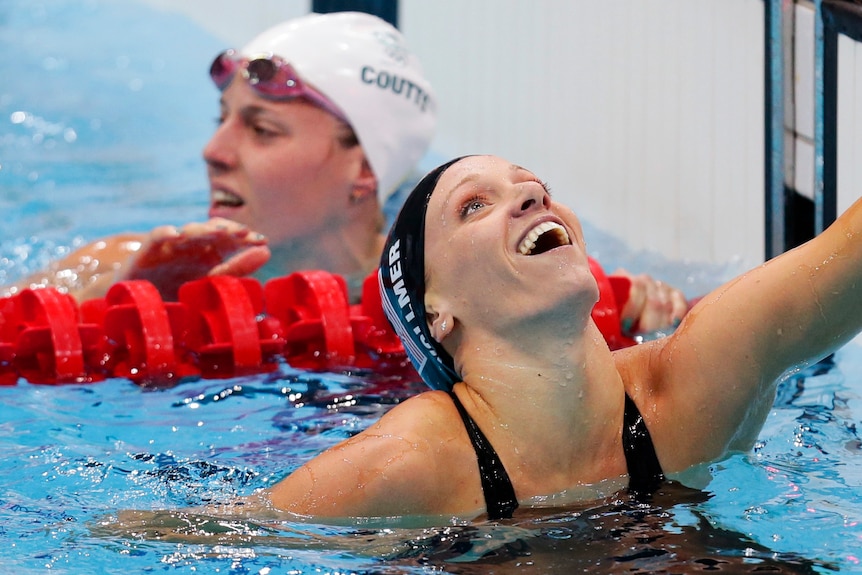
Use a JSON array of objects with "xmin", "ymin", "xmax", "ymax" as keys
[
  {"xmin": 612, "ymin": 268, "xmax": 689, "ymax": 336},
  {"xmin": 126, "ymin": 218, "xmax": 270, "ymax": 300}
]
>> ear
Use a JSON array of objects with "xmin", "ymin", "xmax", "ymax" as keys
[
  {"xmin": 426, "ymin": 296, "xmax": 455, "ymax": 344},
  {"xmin": 350, "ymin": 156, "xmax": 378, "ymax": 204}
]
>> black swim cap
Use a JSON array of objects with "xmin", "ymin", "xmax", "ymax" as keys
[{"xmin": 378, "ymin": 157, "xmax": 469, "ymax": 391}]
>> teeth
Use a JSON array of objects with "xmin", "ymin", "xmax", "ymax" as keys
[
  {"xmin": 212, "ymin": 189, "xmax": 244, "ymax": 207},
  {"xmin": 518, "ymin": 221, "xmax": 570, "ymax": 255}
]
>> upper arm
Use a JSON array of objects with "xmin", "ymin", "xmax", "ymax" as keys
[
  {"xmin": 627, "ymin": 199, "xmax": 862, "ymax": 471},
  {"xmin": 5, "ymin": 233, "xmax": 145, "ymax": 300}
]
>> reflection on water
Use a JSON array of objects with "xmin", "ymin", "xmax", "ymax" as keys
[
  {"xmin": 98, "ymin": 483, "xmax": 828, "ymax": 574},
  {"xmin": 0, "ymin": 0, "xmax": 221, "ymax": 283},
  {"xmin": 2, "ymin": 320, "xmax": 858, "ymax": 572},
  {"xmin": 2, "ymin": 1, "xmax": 862, "ymax": 574}
]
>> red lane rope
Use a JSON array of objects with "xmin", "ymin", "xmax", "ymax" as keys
[{"xmin": 0, "ymin": 259, "xmax": 631, "ymax": 386}]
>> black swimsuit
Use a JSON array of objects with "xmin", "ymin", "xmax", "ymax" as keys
[{"xmin": 449, "ymin": 392, "xmax": 665, "ymax": 520}]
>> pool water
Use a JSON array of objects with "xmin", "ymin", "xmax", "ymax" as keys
[
  {"xmin": 0, "ymin": 0, "xmax": 219, "ymax": 281},
  {"xmin": 0, "ymin": 367, "xmax": 851, "ymax": 573},
  {"xmin": 2, "ymin": 1, "xmax": 862, "ymax": 573}
]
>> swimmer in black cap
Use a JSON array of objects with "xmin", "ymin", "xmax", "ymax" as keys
[{"xmin": 265, "ymin": 154, "xmax": 862, "ymax": 523}]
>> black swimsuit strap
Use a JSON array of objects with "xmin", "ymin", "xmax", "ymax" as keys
[
  {"xmin": 622, "ymin": 393, "xmax": 665, "ymax": 496},
  {"xmin": 449, "ymin": 392, "xmax": 663, "ymax": 519},
  {"xmin": 448, "ymin": 392, "xmax": 519, "ymax": 520}
]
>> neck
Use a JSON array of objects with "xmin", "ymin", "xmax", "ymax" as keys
[
  {"xmin": 455, "ymin": 320, "xmax": 626, "ymax": 487},
  {"xmin": 460, "ymin": 320, "xmax": 620, "ymax": 408},
  {"xmin": 259, "ymin": 219, "xmax": 385, "ymax": 302}
]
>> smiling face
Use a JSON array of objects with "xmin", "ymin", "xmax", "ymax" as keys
[
  {"xmin": 423, "ymin": 155, "xmax": 599, "ymax": 342},
  {"xmin": 202, "ymin": 78, "xmax": 372, "ymax": 249}
]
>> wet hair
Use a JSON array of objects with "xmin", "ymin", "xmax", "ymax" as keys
[{"xmin": 378, "ymin": 157, "xmax": 470, "ymax": 391}]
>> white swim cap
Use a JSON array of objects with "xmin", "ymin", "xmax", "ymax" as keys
[{"xmin": 239, "ymin": 12, "xmax": 437, "ymax": 202}]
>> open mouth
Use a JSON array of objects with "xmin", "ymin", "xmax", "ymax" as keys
[
  {"xmin": 212, "ymin": 189, "xmax": 245, "ymax": 208},
  {"xmin": 518, "ymin": 221, "xmax": 571, "ymax": 255}
]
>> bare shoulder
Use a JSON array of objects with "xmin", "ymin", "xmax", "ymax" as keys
[
  {"xmin": 346, "ymin": 389, "xmax": 468, "ymax": 462},
  {"xmin": 268, "ymin": 390, "xmax": 484, "ymax": 518},
  {"xmin": 612, "ymin": 323, "xmax": 778, "ymax": 474},
  {"xmin": 376, "ymin": 389, "xmax": 461, "ymax": 433},
  {"xmin": 612, "ymin": 338, "xmax": 719, "ymax": 472}
]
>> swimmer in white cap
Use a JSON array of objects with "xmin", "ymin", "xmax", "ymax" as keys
[
  {"xmin": 5, "ymin": 12, "xmax": 686, "ymax": 336},
  {"xmin": 10, "ymin": 12, "xmax": 435, "ymax": 301}
]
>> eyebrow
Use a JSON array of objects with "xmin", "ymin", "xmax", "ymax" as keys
[
  {"xmin": 439, "ymin": 173, "xmax": 479, "ymax": 205},
  {"xmin": 442, "ymin": 163, "xmax": 538, "ymax": 201},
  {"xmin": 235, "ymin": 102, "xmax": 291, "ymax": 127},
  {"xmin": 453, "ymin": 162, "xmax": 524, "ymax": 189},
  {"xmin": 510, "ymin": 163, "xmax": 538, "ymax": 180},
  {"xmin": 453, "ymin": 173, "xmax": 480, "ymax": 190},
  {"xmin": 510, "ymin": 163, "xmax": 552, "ymax": 194}
]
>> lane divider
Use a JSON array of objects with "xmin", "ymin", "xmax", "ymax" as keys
[{"xmin": 0, "ymin": 260, "xmax": 632, "ymax": 386}]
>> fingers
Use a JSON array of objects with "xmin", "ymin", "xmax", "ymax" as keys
[
  {"xmin": 614, "ymin": 269, "xmax": 689, "ymax": 335},
  {"xmin": 148, "ymin": 224, "xmax": 182, "ymax": 242},
  {"xmin": 133, "ymin": 220, "xmax": 268, "ymax": 275},
  {"xmin": 122, "ymin": 220, "xmax": 271, "ymax": 299},
  {"xmin": 668, "ymin": 287, "xmax": 689, "ymax": 323},
  {"xmin": 636, "ymin": 279, "xmax": 686, "ymax": 333},
  {"xmin": 144, "ymin": 220, "xmax": 267, "ymax": 256},
  {"xmin": 172, "ymin": 219, "xmax": 268, "ymax": 245},
  {"xmin": 208, "ymin": 245, "xmax": 271, "ymax": 277}
]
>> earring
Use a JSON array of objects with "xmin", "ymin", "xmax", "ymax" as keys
[{"xmin": 440, "ymin": 320, "xmax": 447, "ymax": 334}]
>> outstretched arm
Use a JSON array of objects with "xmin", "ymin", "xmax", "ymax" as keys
[
  {"xmin": 625, "ymin": 194, "xmax": 862, "ymax": 473},
  {"xmin": 4, "ymin": 218, "xmax": 270, "ymax": 302}
]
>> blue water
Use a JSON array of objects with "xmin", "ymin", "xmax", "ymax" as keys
[
  {"xmin": 0, "ymin": 0, "xmax": 219, "ymax": 280},
  {"xmin": 2, "ymin": 0, "xmax": 862, "ymax": 573}
]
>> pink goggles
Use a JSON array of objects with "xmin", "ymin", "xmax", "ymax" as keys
[{"xmin": 209, "ymin": 49, "xmax": 347, "ymax": 122}]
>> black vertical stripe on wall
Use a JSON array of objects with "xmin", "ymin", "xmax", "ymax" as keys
[{"xmin": 311, "ymin": 0, "xmax": 398, "ymax": 28}]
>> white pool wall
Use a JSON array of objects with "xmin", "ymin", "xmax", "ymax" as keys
[{"xmin": 144, "ymin": 0, "xmax": 862, "ymax": 274}]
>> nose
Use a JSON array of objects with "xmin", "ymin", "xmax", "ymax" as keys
[
  {"xmin": 202, "ymin": 119, "xmax": 236, "ymax": 171},
  {"xmin": 514, "ymin": 182, "xmax": 551, "ymax": 215}
]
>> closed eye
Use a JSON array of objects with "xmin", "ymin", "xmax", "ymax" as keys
[{"xmin": 251, "ymin": 122, "xmax": 279, "ymax": 138}]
